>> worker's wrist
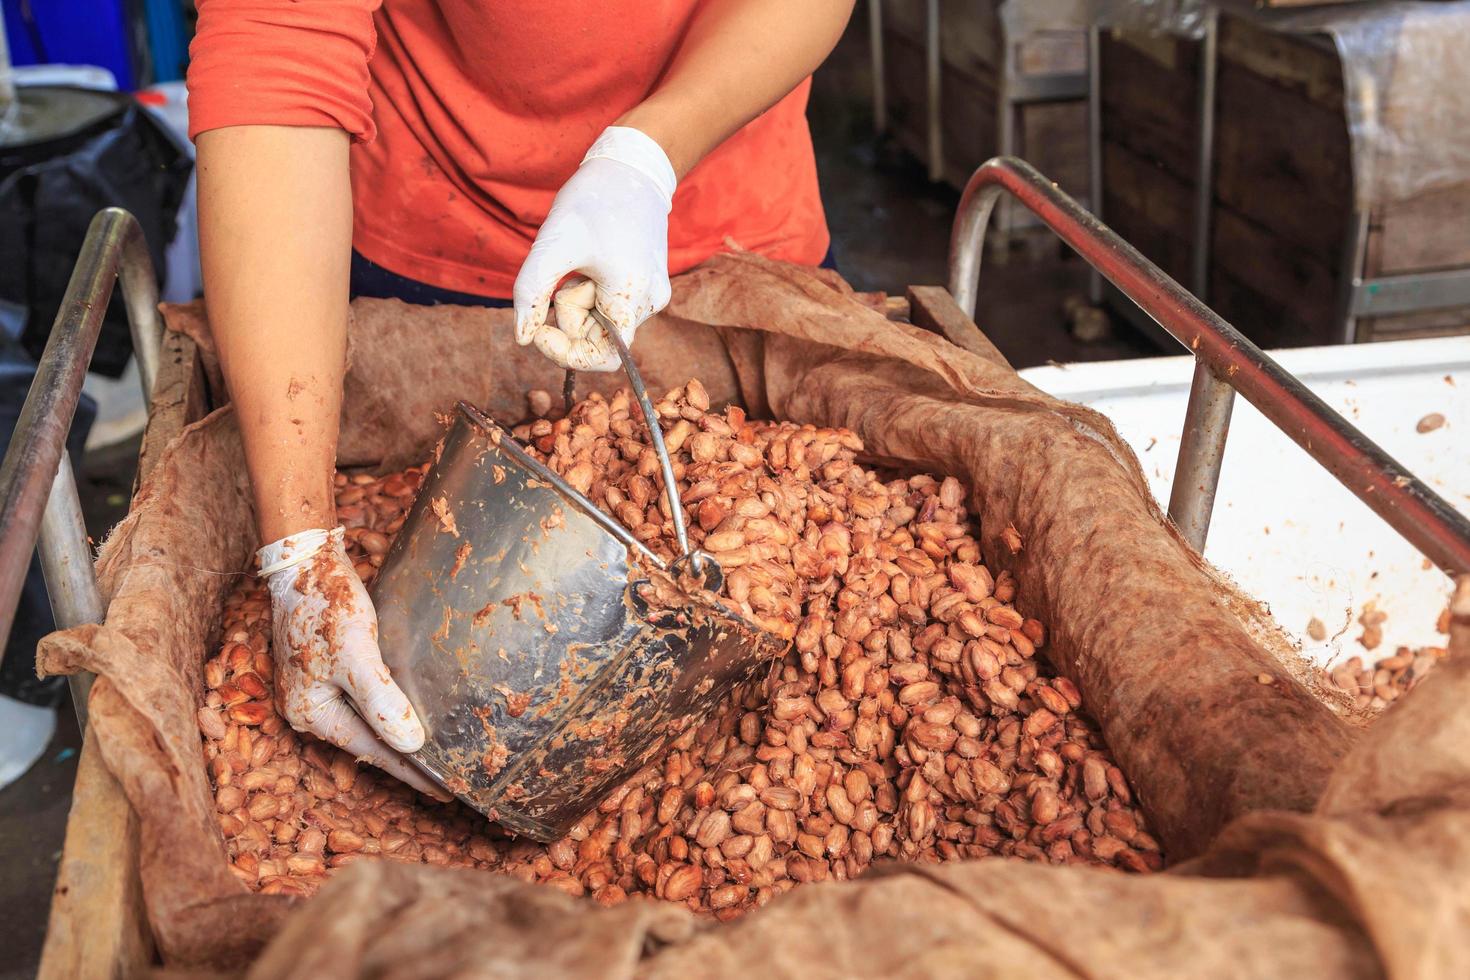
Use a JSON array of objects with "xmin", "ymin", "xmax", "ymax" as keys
[
  {"xmin": 256, "ymin": 526, "xmax": 345, "ymax": 579},
  {"xmin": 256, "ymin": 500, "xmax": 340, "ymax": 551},
  {"xmin": 608, "ymin": 94, "xmax": 700, "ymax": 178},
  {"xmin": 583, "ymin": 126, "xmax": 678, "ymax": 205}
]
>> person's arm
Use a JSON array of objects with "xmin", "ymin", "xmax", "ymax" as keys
[
  {"xmin": 189, "ymin": 0, "xmax": 381, "ymax": 542},
  {"xmin": 197, "ymin": 125, "xmax": 347, "ymax": 545},
  {"xmin": 514, "ymin": 0, "xmax": 854, "ymax": 371},
  {"xmin": 196, "ymin": 125, "xmax": 440, "ymax": 796},
  {"xmin": 619, "ymin": 0, "xmax": 855, "ymax": 180},
  {"xmin": 189, "ymin": 0, "xmax": 440, "ymax": 792}
]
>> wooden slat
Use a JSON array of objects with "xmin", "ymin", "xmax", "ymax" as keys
[
  {"xmin": 1210, "ymin": 207, "xmax": 1341, "ymax": 347},
  {"xmin": 1360, "ymin": 306, "xmax": 1470, "ymax": 342},
  {"xmin": 1099, "ymin": 31, "xmax": 1200, "ymax": 183},
  {"xmin": 1213, "ymin": 56, "xmax": 1352, "ymax": 259},
  {"xmin": 137, "ymin": 329, "xmax": 209, "ymax": 487},
  {"xmin": 1099, "ymin": 139, "xmax": 1196, "ymax": 288},
  {"xmin": 1218, "ymin": 17, "xmax": 1342, "ymax": 109},
  {"xmin": 41, "ymin": 328, "xmax": 210, "ymax": 976},
  {"xmin": 1370, "ymin": 183, "xmax": 1470, "ymax": 276},
  {"xmin": 38, "ymin": 722, "xmax": 153, "ymax": 979},
  {"xmin": 907, "ymin": 285, "xmax": 1013, "ymax": 369}
]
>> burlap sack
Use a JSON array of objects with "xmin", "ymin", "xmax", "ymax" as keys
[{"xmin": 42, "ymin": 255, "xmax": 1370, "ymax": 970}]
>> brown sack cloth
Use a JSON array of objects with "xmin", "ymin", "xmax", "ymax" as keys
[{"xmin": 43, "ymin": 256, "xmax": 1361, "ymax": 969}]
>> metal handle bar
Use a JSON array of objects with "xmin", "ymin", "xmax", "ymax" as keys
[
  {"xmin": 948, "ymin": 156, "xmax": 1470, "ymax": 574},
  {"xmin": 592, "ymin": 308, "xmax": 713, "ymax": 581},
  {"xmin": 0, "ymin": 208, "xmax": 162, "ymax": 721}
]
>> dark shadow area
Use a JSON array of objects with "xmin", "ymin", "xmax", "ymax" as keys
[{"xmin": 808, "ymin": 18, "xmax": 1163, "ymax": 369}]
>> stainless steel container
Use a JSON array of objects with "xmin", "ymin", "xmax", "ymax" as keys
[{"xmin": 372, "ymin": 325, "xmax": 787, "ymax": 840}]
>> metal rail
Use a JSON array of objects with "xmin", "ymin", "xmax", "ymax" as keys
[
  {"xmin": 948, "ymin": 156, "xmax": 1470, "ymax": 573},
  {"xmin": 0, "ymin": 208, "xmax": 161, "ymax": 723}
]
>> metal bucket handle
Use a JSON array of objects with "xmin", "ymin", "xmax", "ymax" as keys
[{"xmin": 527, "ymin": 307, "xmax": 719, "ymax": 587}]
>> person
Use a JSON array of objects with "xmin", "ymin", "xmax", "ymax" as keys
[{"xmin": 186, "ymin": 0, "xmax": 854, "ymax": 793}]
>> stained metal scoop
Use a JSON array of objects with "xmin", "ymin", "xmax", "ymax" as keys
[{"xmin": 371, "ymin": 315, "xmax": 788, "ymax": 840}]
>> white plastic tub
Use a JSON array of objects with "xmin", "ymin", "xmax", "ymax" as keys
[{"xmin": 1021, "ymin": 336, "xmax": 1469, "ymax": 668}]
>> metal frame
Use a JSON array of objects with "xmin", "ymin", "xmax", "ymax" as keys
[
  {"xmin": 1086, "ymin": 25, "xmax": 1104, "ymax": 308},
  {"xmin": 949, "ymin": 156, "xmax": 1470, "ymax": 572},
  {"xmin": 1189, "ymin": 10, "xmax": 1219, "ymax": 302},
  {"xmin": 994, "ymin": 20, "xmax": 1089, "ymax": 242},
  {"xmin": 924, "ymin": 0, "xmax": 942, "ymax": 182},
  {"xmin": 868, "ymin": 0, "xmax": 887, "ymax": 137},
  {"xmin": 0, "ymin": 208, "xmax": 161, "ymax": 725}
]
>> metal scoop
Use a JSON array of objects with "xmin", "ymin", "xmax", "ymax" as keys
[{"xmin": 371, "ymin": 318, "xmax": 789, "ymax": 841}]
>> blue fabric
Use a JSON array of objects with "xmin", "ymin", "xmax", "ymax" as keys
[
  {"xmin": 350, "ymin": 252, "xmax": 511, "ymax": 307},
  {"xmin": 350, "ymin": 247, "xmax": 839, "ymax": 305}
]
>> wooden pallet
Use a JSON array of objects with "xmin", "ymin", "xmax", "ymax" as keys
[
  {"xmin": 1100, "ymin": 16, "xmax": 1470, "ymax": 346},
  {"xmin": 34, "ymin": 288, "xmax": 994, "ymax": 975}
]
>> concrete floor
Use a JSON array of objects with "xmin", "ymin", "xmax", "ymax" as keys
[
  {"xmin": 0, "ymin": 706, "xmax": 81, "ymax": 977},
  {"xmin": 0, "ymin": 20, "xmax": 1163, "ymax": 974}
]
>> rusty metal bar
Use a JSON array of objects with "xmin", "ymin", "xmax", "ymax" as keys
[
  {"xmin": 0, "ymin": 209, "xmax": 160, "ymax": 654},
  {"xmin": 1168, "ymin": 361, "xmax": 1235, "ymax": 550},
  {"xmin": 948, "ymin": 156, "xmax": 1470, "ymax": 573},
  {"xmin": 869, "ymin": 0, "xmax": 887, "ymax": 136},
  {"xmin": 924, "ymin": 0, "xmax": 942, "ymax": 182}
]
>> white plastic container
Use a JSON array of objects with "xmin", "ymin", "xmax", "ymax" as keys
[{"xmin": 1021, "ymin": 336, "xmax": 1468, "ymax": 669}]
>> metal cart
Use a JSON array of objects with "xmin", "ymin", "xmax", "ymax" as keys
[{"xmin": 11, "ymin": 160, "xmax": 1470, "ymax": 971}]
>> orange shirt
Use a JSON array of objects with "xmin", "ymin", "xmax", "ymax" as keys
[{"xmin": 187, "ymin": 0, "xmax": 831, "ymax": 298}]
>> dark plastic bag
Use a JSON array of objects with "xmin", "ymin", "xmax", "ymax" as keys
[{"xmin": 0, "ymin": 86, "xmax": 192, "ymax": 377}]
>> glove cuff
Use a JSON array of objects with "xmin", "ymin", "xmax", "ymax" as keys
[
  {"xmin": 256, "ymin": 526, "xmax": 345, "ymax": 579},
  {"xmin": 583, "ymin": 126, "xmax": 677, "ymax": 208}
]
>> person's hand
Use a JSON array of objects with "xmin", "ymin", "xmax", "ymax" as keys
[
  {"xmin": 258, "ymin": 527, "xmax": 448, "ymax": 799},
  {"xmin": 513, "ymin": 126, "xmax": 676, "ymax": 372}
]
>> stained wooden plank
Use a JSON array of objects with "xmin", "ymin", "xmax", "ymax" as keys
[
  {"xmin": 1099, "ymin": 139, "xmax": 1195, "ymax": 288},
  {"xmin": 1209, "ymin": 204, "xmax": 1341, "ymax": 347},
  {"xmin": 1099, "ymin": 31, "xmax": 1200, "ymax": 183},
  {"xmin": 1370, "ymin": 184, "xmax": 1470, "ymax": 276},
  {"xmin": 1218, "ymin": 17, "xmax": 1342, "ymax": 109},
  {"xmin": 907, "ymin": 285, "xmax": 1013, "ymax": 369},
  {"xmin": 136, "ymin": 329, "xmax": 208, "ymax": 487},
  {"xmin": 1361, "ymin": 306, "xmax": 1470, "ymax": 341},
  {"xmin": 1213, "ymin": 59, "xmax": 1353, "ymax": 259},
  {"xmin": 38, "ymin": 723, "xmax": 154, "ymax": 979},
  {"xmin": 42, "ymin": 329, "xmax": 210, "ymax": 975}
]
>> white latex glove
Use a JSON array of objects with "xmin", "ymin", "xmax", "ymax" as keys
[
  {"xmin": 513, "ymin": 126, "xmax": 677, "ymax": 372},
  {"xmin": 258, "ymin": 527, "xmax": 448, "ymax": 799}
]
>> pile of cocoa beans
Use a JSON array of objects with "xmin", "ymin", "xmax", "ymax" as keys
[
  {"xmin": 1314, "ymin": 603, "xmax": 1450, "ymax": 712},
  {"xmin": 198, "ymin": 380, "xmax": 1162, "ymax": 913}
]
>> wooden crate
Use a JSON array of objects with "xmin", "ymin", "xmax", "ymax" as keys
[
  {"xmin": 1100, "ymin": 16, "xmax": 1470, "ymax": 346},
  {"xmin": 882, "ymin": 0, "xmax": 1090, "ymax": 205},
  {"xmin": 35, "ymin": 288, "xmax": 992, "ymax": 975}
]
